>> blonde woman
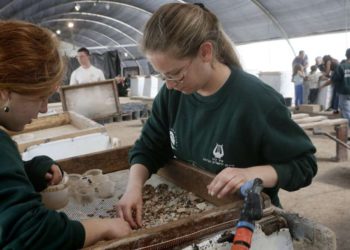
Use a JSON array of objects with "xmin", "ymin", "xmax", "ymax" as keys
[
  {"xmin": 0, "ymin": 21, "xmax": 130, "ymax": 249},
  {"xmin": 118, "ymin": 3, "xmax": 317, "ymax": 229}
]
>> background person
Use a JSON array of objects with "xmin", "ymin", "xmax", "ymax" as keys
[
  {"xmin": 331, "ymin": 48, "xmax": 350, "ymax": 125},
  {"xmin": 304, "ymin": 65, "xmax": 322, "ymax": 104},
  {"xmin": 70, "ymin": 47, "xmax": 105, "ymax": 85},
  {"xmin": 292, "ymin": 50, "xmax": 309, "ymax": 74},
  {"xmin": 319, "ymin": 55, "xmax": 340, "ymax": 112},
  {"xmin": 292, "ymin": 64, "xmax": 305, "ymax": 107}
]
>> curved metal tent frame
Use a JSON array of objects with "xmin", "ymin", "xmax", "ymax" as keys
[
  {"xmin": 1, "ymin": 0, "xmax": 350, "ymax": 72},
  {"xmin": 44, "ymin": 12, "xmax": 143, "ymax": 35},
  {"xmin": 250, "ymin": 0, "xmax": 296, "ymax": 56},
  {"xmin": 40, "ymin": 17, "xmax": 143, "ymax": 70}
]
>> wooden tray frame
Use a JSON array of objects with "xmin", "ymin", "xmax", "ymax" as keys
[
  {"xmin": 60, "ymin": 79, "xmax": 121, "ymax": 121},
  {"xmin": 10, "ymin": 111, "xmax": 105, "ymax": 153},
  {"xmin": 58, "ymin": 147, "xmax": 275, "ymax": 249}
]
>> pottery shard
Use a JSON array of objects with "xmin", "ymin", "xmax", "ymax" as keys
[
  {"xmin": 196, "ymin": 202, "xmax": 207, "ymax": 210},
  {"xmin": 176, "ymin": 208, "xmax": 187, "ymax": 213},
  {"xmin": 107, "ymin": 183, "xmax": 212, "ymax": 229}
]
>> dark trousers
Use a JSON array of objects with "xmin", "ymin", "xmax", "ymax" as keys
[
  {"xmin": 309, "ymin": 88, "xmax": 319, "ymax": 104},
  {"xmin": 331, "ymin": 84, "xmax": 339, "ymax": 110}
]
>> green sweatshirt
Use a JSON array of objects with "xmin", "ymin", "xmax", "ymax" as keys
[
  {"xmin": 129, "ymin": 67, "xmax": 317, "ymax": 207},
  {"xmin": 332, "ymin": 60, "xmax": 350, "ymax": 95},
  {"xmin": 0, "ymin": 130, "xmax": 85, "ymax": 249}
]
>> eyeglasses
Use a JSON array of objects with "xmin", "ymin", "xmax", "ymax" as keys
[{"xmin": 159, "ymin": 59, "xmax": 193, "ymax": 84}]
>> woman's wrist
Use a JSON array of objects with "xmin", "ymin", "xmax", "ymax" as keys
[
  {"xmin": 246, "ymin": 165, "xmax": 278, "ymax": 188},
  {"xmin": 127, "ymin": 164, "xmax": 149, "ymax": 192}
]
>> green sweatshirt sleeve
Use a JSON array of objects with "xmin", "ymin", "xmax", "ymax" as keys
[
  {"xmin": 129, "ymin": 87, "xmax": 174, "ymax": 174},
  {"xmin": 331, "ymin": 64, "xmax": 343, "ymax": 83},
  {"xmin": 272, "ymin": 153, "xmax": 317, "ymax": 191},
  {"xmin": 262, "ymin": 104, "xmax": 317, "ymax": 191},
  {"xmin": 23, "ymin": 155, "xmax": 56, "ymax": 192},
  {"xmin": 0, "ymin": 131, "xmax": 85, "ymax": 249}
]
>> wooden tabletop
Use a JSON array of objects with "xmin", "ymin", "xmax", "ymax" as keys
[{"xmin": 104, "ymin": 120, "xmax": 143, "ymax": 146}]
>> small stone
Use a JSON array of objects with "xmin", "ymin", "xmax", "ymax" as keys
[
  {"xmin": 196, "ymin": 202, "xmax": 207, "ymax": 210},
  {"xmin": 177, "ymin": 208, "xmax": 187, "ymax": 213},
  {"xmin": 103, "ymin": 183, "xmax": 211, "ymax": 228}
]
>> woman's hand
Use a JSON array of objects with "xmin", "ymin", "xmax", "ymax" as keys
[
  {"xmin": 207, "ymin": 168, "xmax": 252, "ymax": 199},
  {"xmin": 103, "ymin": 218, "xmax": 132, "ymax": 239},
  {"xmin": 45, "ymin": 164, "xmax": 62, "ymax": 186},
  {"xmin": 82, "ymin": 218, "xmax": 132, "ymax": 248},
  {"xmin": 117, "ymin": 187, "xmax": 143, "ymax": 229},
  {"xmin": 208, "ymin": 165, "xmax": 278, "ymax": 199}
]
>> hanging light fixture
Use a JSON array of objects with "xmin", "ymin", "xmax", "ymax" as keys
[
  {"xmin": 68, "ymin": 22, "xmax": 74, "ymax": 28},
  {"xmin": 74, "ymin": 3, "xmax": 81, "ymax": 11},
  {"xmin": 105, "ymin": 3, "xmax": 110, "ymax": 10},
  {"xmin": 56, "ymin": 29, "xmax": 61, "ymax": 35},
  {"xmin": 124, "ymin": 52, "xmax": 128, "ymax": 57}
]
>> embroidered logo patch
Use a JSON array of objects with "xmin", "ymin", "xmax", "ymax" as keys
[
  {"xmin": 169, "ymin": 129, "xmax": 177, "ymax": 150},
  {"xmin": 203, "ymin": 143, "xmax": 234, "ymax": 168},
  {"xmin": 213, "ymin": 143, "xmax": 224, "ymax": 159}
]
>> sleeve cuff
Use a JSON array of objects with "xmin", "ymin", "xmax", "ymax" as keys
[
  {"xmin": 70, "ymin": 220, "xmax": 86, "ymax": 249},
  {"xmin": 129, "ymin": 154, "xmax": 156, "ymax": 176},
  {"xmin": 24, "ymin": 156, "xmax": 55, "ymax": 192},
  {"xmin": 270, "ymin": 162, "xmax": 293, "ymax": 190}
]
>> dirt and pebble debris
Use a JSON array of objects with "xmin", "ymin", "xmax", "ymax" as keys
[{"xmin": 98, "ymin": 183, "xmax": 214, "ymax": 228}]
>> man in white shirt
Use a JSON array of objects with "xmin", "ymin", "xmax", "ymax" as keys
[{"xmin": 70, "ymin": 47, "xmax": 105, "ymax": 85}]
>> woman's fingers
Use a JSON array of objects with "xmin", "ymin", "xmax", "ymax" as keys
[
  {"xmin": 135, "ymin": 203, "xmax": 143, "ymax": 228},
  {"xmin": 216, "ymin": 176, "xmax": 245, "ymax": 198},
  {"xmin": 207, "ymin": 168, "xmax": 249, "ymax": 198},
  {"xmin": 45, "ymin": 172, "xmax": 53, "ymax": 181},
  {"xmin": 50, "ymin": 165, "xmax": 62, "ymax": 185},
  {"xmin": 207, "ymin": 169, "xmax": 232, "ymax": 196}
]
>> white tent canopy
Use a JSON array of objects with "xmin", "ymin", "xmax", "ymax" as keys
[{"xmin": 1, "ymin": 0, "xmax": 349, "ymax": 71}]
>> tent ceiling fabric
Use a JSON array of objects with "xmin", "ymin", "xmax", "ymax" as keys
[{"xmin": 0, "ymin": 0, "xmax": 349, "ymax": 59}]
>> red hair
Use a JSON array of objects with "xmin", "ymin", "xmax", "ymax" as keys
[{"xmin": 0, "ymin": 21, "xmax": 64, "ymax": 96}]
